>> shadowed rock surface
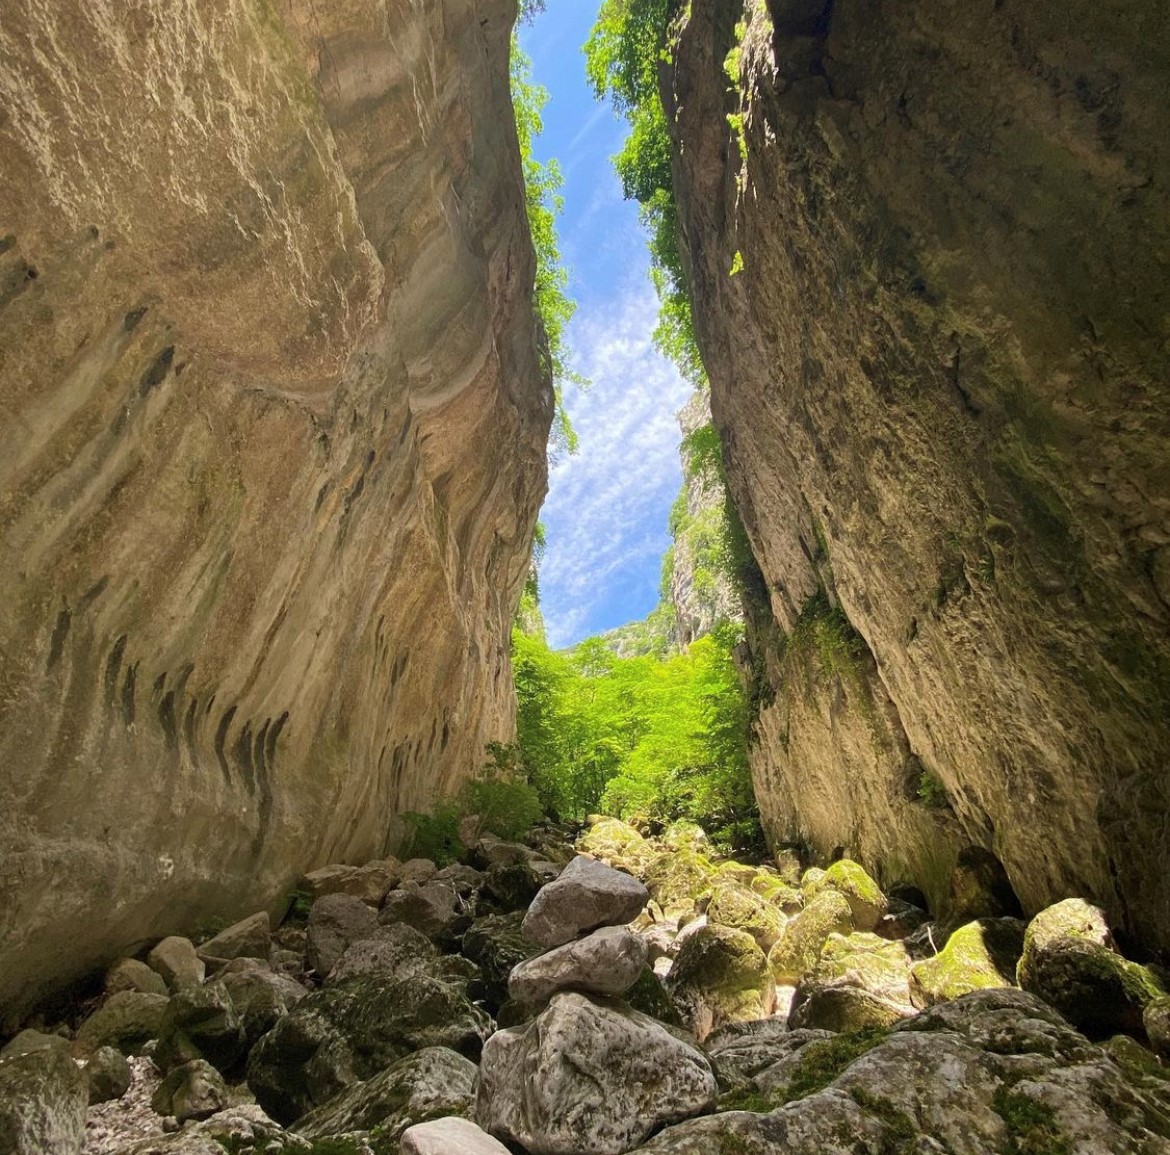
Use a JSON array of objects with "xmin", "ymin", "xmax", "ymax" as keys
[
  {"xmin": 665, "ymin": 0, "xmax": 1170, "ymax": 949},
  {"xmin": 0, "ymin": 0, "xmax": 551, "ymax": 1023}
]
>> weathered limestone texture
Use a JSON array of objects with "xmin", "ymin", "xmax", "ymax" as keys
[
  {"xmin": 667, "ymin": 0, "xmax": 1170, "ymax": 945},
  {"xmin": 0, "ymin": 0, "xmax": 551, "ymax": 1021}
]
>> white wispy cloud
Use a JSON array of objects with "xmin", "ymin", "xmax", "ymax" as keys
[{"xmin": 540, "ymin": 276, "xmax": 694, "ymax": 648}]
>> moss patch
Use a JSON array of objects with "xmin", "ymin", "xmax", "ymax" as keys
[
  {"xmin": 992, "ymin": 1087, "xmax": 1072, "ymax": 1155},
  {"xmin": 783, "ymin": 1027, "xmax": 890, "ymax": 1101}
]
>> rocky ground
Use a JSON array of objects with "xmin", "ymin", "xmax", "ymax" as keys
[{"xmin": 3, "ymin": 817, "xmax": 1170, "ymax": 1154}]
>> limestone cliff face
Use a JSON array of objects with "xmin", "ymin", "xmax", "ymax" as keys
[
  {"xmin": 667, "ymin": 0, "xmax": 1170, "ymax": 947},
  {"xmin": 668, "ymin": 392, "xmax": 740, "ymax": 647},
  {"xmin": 0, "ymin": 0, "xmax": 551, "ymax": 1019}
]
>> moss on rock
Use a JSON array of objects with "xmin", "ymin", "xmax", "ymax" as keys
[
  {"xmin": 707, "ymin": 884, "xmax": 787, "ymax": 951},
  {"xmin": 768, "ymin": 890, "xmax": 854, "ymax": 984},
  {"xmin": 909, "ymin": 918, "xmax": 1025, "ymax": 1009},
  {"xmin": 805, "ymin": 860, "xmax": 889, "ymax": 932}
]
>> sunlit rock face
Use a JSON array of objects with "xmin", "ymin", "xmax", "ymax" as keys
[
  {"xmin": 0, "ymin": 0, "xmax": 551, "ymax": 1021},
  {"xmin": 667, "ymin": 0, "xmax": 1170, "ymax": 944}
]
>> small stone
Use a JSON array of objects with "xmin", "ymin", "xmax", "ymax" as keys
[
  {"xmin": 147, "ymin": 937, "xmax": 206, "ymax": 991},
  {"xmin": 508, "ymin": 925, "xmax": 648, "ymax": 1003},
  {"xmin": 86, "ymin": 1045, "xmax": 132, "ymax": 1104},
  {"xmin": 402, "ymin": 1117, "xmax": 512, "ymax": 1155},
  {"xmin": 306, "ymin": 892, "xmax": 379, "ymax": 976},
  {"xmin": 522, "ymin": 855, "xmax": 649, "ymax": 948},
  {"xmin": 105, "ymin": 958, "xmax": 170, "ymax": 997},
  {"xmin": 198, "ymin": 911, "xmax": 270, "ymax": 964}
]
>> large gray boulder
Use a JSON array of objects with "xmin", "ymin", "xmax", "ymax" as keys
[
  {"xmin": 151, "ymin": 1058, "xmax": 231, "ymax": 1122},
  {"xmin": 85, "ymin": 1045, "xmax": 132, "ymax": 1104},
  {"xmin": 219, "ymin": 967, "xmax": 308, "ymax": 1046},
  {"xmin": 306, "ymin": 893, "xmax": 379, "ymax": 977},
  {"xmin": 476, "ymin": 991, "xmax": 717, "ymax": 1155},
  {"xmin": 508, "ymin": 926, "xmax": 648, "ymax": 1003},
  {"xmin": 247, "ymin": 971, "xmax": 492, "ymax": 1124},
  {"xmin": 379, "ymin": 880, "xmax": 470, "ymax": 943},
  {"xmin": 105, "ymin": 958, "xmax": 170, "ymax": 997},
  {"xmin": 522, "ymin": 856, "xmax": 649, "ymax": 948},
  {"xmin": 0, "ymin": 1038, "xmax": 87, "ymax": 1155},
  {"xmin": 296, "ymin": 1046, "xmax": 477, "ymax": 1140}
]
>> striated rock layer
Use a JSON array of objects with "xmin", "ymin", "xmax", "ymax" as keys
[
  {"xmin": 0, "ymin": 0, "xmax": 551, "ymax": 1021},
  {"xmin": 666, "ymin": 1, "xmax": 1170, "ymax": 946}
]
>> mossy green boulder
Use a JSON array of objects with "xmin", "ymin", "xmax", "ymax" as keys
[
  {"xmin": 805, "ymin": 860, "xmax": 888, "ymax": 932},
  {"xmin": 645, "ymin": 849, "xmax": 717, "ymax": 917},
  {"xmin": 811, "ymin": 933, "xmax": 912, "ymax": 1005},
  {"xmin": 1017, "ymin": 899, "xmax": 1163, "ymax": 1039},
  {"xmin": 749, "ymin": 873, "xmax": 804, "ymax": 913},
  {"xmin": 667, "ymin": 925, "xmax": 773, "ymax": 1041},
  {"xmin": 789, "ymin": 985, "xmax": 912, "ymax": 1033},
  {"xmin": 909, "ymin": 918, "xmax": 1025, "ymax": 1009},
  {"xmin": 768, "ymin": 890, "xmax": 854, "ymax": 985},
  {"xmin": 706, "ymin": 883, "xmax": 787, "ymax": 951}
]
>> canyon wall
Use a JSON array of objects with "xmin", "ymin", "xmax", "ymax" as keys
[
  {"xmin": 667, "ymin": 0, "xmax": 1170, "ymax": 947},
  {"xmin": 0, "ymin": 0, "xmax": 551, "ymax": 1021}
]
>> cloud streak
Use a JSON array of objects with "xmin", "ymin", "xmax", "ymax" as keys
[{"xmin": 540, "ymin": 277, "xmax": 693, "ymax": 648}]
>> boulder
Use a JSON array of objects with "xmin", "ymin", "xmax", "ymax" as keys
[
  {"xmin": 246, "ymin": 971, "xmax": 492, "ymax": 1124},
  {"xmin": 85, "ymin": 1045, "xmax": 132, "ymax": 1104},
  {"xmin": 667, "ymin": 924, "xmax": 774, "ymax": 1041},
  {"xmin": 0, "ymin": 1038, "xmax": 87, "ymax": 1155},
  {"xmin": 740, "ymin": 1029, "xmax": 838, "ymax": 1098},
  {"xmin": 706, "ymin": 883, "xmax": 787, "ymax": 951},
  {"xmin": 523, "ymin": 855, "xmax": 649, "ymax": 948},
  {"xmin": 379, "ymin": 880, "xmax": 470, "ymax": 943},
  {"xmin": 151, "ymin": 1058, "xmax": 230, "ymax": 1122},
  {"xmin": 874, "ymin": 898, "xmax": 930, "ymax": 942},
  {"xmin": 703, "ymin": 1019, "xmax": 811, "ymax": 1091},
  {"xmin": 306, "ymin": 893, "xmax": 379, "ymax": 977},
  {"xmin": 481, "ymin": 862, "xmax": 545, "ymax": 913},
  {"xmin": 644, "ymin": 851, "xmax": 715, "ymax": 918},
  {"xmin": 471, "ymin": 836, "xmax": 533, "ymax": 870},
  {"xmin": 105, "ymin": 958, "xmax": 170, "ymax": 997},
  {"xmin": 909, "ymin": 918, "xmax": 1025, "ymax": 1008},
  {"xmin": 399, "ymin": 858, "xmax": 439, "ymax": 885},
  {"xmin": 402, "ymin": 1117, "xmax": 512, "ymax": 1155},
  {"xmin": 296, "ymin": 1046, "xmax": 477, "ymax": 1140},
  {"xmin": 625, "ymin": 966, "xmax": 685, "ymax": 1026},
  {"xmin": 433, "ymin": 863, "xmax": 487, "ymax": 897},
  {"xmin": 219, "ymin": 968, "xmax": 308, "ymax": 1046},
  {"xmin": 789, "ymin": 985, "xmax": 914, "ymax": 1033},
  {"xmin": 327, "ymin": 921, "xmax": 437, "ymax": 986},
  {"xmin": 2, "ymin": 1029, "xmax": 67, "ymax": 1058},
  {"xmin": 76, "ymin": 991, "xmax": 168, "ymax": 1054},
  {"xmin": 476, "ymin": 991, "xmax": 717, "ymax": 1155},
  {"xmin": 749, "ymin": 873, "xmax": 804, "ymax": 914},
  {"xmin": 768, "ymin": 890, "xmax": 854, "ymax": 984},
  {"xmin": 147, "ymin": 937, "xmax": 206, "ymax": 991},
  {"xmin": 1145, "ymin": 996, "xmax": 1170, "ymax": 1062},
  {"xmin": 197, "ymin": 912, "xmax": 271, "ymax": 964},
  {"xmin": 302, "ymin": 860, "xmax": 400, "ymax": 905},
  {"xmin": 462, "ymin": 912, "xmax": 543, "ymax": 1011},
  {"xmin": 508, "ymin": 926, "xmax": 648, "ymax": 1003},
  {"xmin": 805, "ymin": 860, "xmax": 888, "ymax": 932},
  {"xmin": 111, "ymin": 1104, "xmax": 303, "ymax": 1154},
  {"xmin": 155, "ymin": 981, "xmax": 246, "ymax": 1075},
  {"xmin": 807, "ymin": 932, "xmax": 912, "ymax": 1005},
  {"xmin": 1016, "ymin": 898, "xmax": 1162, "ymax": 1038}
]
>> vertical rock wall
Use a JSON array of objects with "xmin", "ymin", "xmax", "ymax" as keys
[
  {"xmin": 0, "ymin": 0, "xmax": 551, "ymax": 1019},
  {"xmin": 667, "ymin": 0, "xmax": 1170, "ymax": 946}
]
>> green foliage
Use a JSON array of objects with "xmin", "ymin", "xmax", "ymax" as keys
[
  {"xmin": 511, "ymin": 40, "xmax": 585, "ymax": 459},
  {"xmin": 916, "ymin": 766, "xmax": 949, "ymax": 809},
  {"xmin": 680, "ymin": 422, "xmax": 723, "ymax": 481},
  {"xmin": 585, "ymin": 0, "xmax": 706, "ymax": 386},
  {"xmin": 512, "ymin": 622, "xmax": 761, "ymax": 852},
  {"xmin": 400, "ymin": 744, "xmax": 545, "ymax": 865}
]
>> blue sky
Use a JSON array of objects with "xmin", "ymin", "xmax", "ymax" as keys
[{"xmin": 519, "ymin": 4, "xmax": 692, "ymax": 649}]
